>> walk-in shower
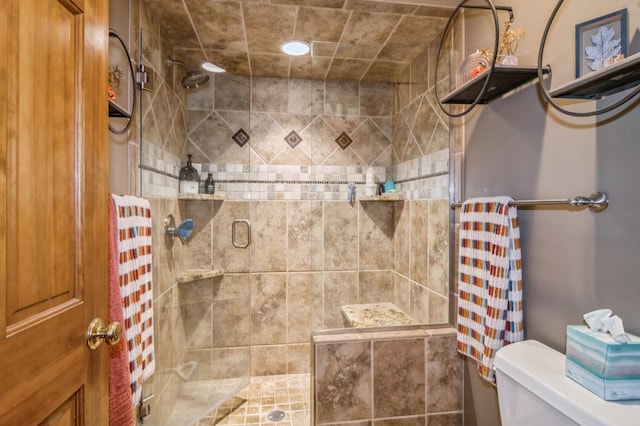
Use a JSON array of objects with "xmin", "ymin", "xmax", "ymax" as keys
[{"xmin": 136, "ymin": 1, "xmax": 454, "ymax": 423}]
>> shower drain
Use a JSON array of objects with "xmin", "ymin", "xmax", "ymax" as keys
[{"xmin": 266, "ymin": 410, "xmax": 286, "ymax": 422}]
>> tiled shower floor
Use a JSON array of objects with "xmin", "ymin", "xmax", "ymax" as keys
[{"xmin": 197, "ymin": 374, "xmax": 311, "ymax": 426}]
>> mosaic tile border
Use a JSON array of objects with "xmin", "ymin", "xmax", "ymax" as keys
[{"xmin": 141, "ymin": 148, "xmax": 449, "ymax": 201}]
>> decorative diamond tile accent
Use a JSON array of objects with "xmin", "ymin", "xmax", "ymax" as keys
[
  {"xmin": 335, "ymin": 131, "xmax": 353, "ymax": 150},
  {"xmin": 284, "ymin": 130, "xmax": 303, "ymax": 149},
  {"xmin": 232, "ymin": 128, "xmax": 250, "ymax": 147}
]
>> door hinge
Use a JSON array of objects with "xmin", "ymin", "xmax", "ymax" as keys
[
  {"xmin": 137, "ymin": 64, "xmax": 153, "ymax": 92},
  {"xmin": 138, "ymin": 393, "xmax": 154, "ymax": 423}
]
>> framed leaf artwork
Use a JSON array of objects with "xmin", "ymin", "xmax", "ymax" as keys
[{"xmin": 575, "ymin": 9, "xmax": 627, "ymax": 78}]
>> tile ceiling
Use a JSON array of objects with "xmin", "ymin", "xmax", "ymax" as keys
[{"xmin": 143, "ymin": 0, "xmax": 456, "ymax": 82}]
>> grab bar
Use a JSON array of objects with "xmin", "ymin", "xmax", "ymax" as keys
[
  {"xmin": 450, "ymin": 191, "xmax": 609, "ymax": 213},
  {"xmin": 232, "ymin": 219, "xmax": 251, "ymax": 248}
]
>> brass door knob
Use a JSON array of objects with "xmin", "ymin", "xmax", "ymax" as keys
[{"xmin": 86, "ymin": 318, "xmax": 122, "ymax": 350}]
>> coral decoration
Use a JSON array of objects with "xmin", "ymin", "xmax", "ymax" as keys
[
  {"xmin": 498, "ymin": 20, "xmax": 525, "ymax": 58},
  {"xmin": 108, "ymin": 85, "xmax": 117, "ymax": 101},
  {"xmin": 470, "ymin": 63, "xmax": 487, "ymax": 79}
]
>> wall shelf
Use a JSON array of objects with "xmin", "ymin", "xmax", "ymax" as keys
[
  {"xmin": 177, "ymin": 269, "xmax": 225, "ymax": 284},
  {"xmin": 549, "ymin": 53, "xmax": 640, "ymax": 100},
  {"xmin": 108, "ymin": 99, "xmax": 131, "ymax": 118},
  {"xmin": 178, "ymin": 193, "xmax": 225, "ymax": 201},
  {"xmin": 442, "ymin": 65, "xmax": 551, "ymax": 105}
]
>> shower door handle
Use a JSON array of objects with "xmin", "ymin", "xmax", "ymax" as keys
[{"xmin": 232, "ymin": 219, "xmax": 251, "ymax": 249}]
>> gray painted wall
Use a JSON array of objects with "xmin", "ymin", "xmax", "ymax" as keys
[{"xmin": 461, "ymin": 1, "xmax": 640, "ymax": 424}]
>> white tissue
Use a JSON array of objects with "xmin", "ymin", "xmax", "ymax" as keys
[
  {"xmin": 583, "ymin": 309, "xmax": 631, "ymax": 344},
  {"xmin": 602, "ymin": 315, "xmax": 631, "ymax": 343},
  {"xmin": 584, "ymin": 308, "xmax": 612, "ymax": 332}
]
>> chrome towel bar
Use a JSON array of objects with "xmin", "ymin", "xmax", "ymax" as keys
[{"xmin": 450, "ymin": 191, "xmax": 609, "ymax": 213}]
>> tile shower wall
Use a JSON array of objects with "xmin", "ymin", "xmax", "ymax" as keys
[
  {"xmin": 185, "ymin": 73, "xmax": 448, "ymax": 201},
  {"xmin": 124, "ymin": 0, "xmax": 456, "ymax": 423},
  {"xmin": 312, "ymin": 329, "xmax": 463, "ymax": 424},
  {"xmin": 181, "ymin": 196, "xmax": 448, "ymax": 378},
  {"xmin": 175, "ymin": 59, "xmax": 451, "ymax": 377},
  {"xmin": 133, "ymin": 1, "xmax": 452, "ymax": 413}
]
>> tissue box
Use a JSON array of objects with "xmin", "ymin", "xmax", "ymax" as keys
[{"xmin": 565, "ymin": 325, "xmax": 640, "ymax": 400}]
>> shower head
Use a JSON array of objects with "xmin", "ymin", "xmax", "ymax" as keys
[
  {"xmin": 166, "ymin": 57, "xmax": 210, "ymax": 89},
  {"xmin": 181, "ymin": 71, "xmax": 210, "ymax": 89}
]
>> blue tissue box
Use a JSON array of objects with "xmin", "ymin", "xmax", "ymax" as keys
[{"xmin": 565, "ymin": 325, "xmax": 640, "ymax": 400}]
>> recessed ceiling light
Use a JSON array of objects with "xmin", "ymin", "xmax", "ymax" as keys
[
  {"xmin": 201, "ymin": 62, "xmax": 225, "ymax": 73},
  {"xmin": 281, "ymin": 40, "xmax": 310, "ymax": 56}
]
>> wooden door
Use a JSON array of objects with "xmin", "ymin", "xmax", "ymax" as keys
[{"xmin": 0, "ymin": 0, "xmax": 109, "ymax": 424}]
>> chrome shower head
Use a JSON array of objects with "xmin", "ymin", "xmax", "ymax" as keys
[
  {"xmin": 181, "ymin": 70, "xmax": 210, "ymax": 89},
  {"xmin": 166, "ymin": 57, "xmax": 210, "ymax": 89}
]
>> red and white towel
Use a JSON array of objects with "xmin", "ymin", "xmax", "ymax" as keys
[
  {"xmin": 457, "ymin": 196, "xmax": 524, "ymax": 382},
  {"xmin": 108, "ymin": 200, "xmax": 135, "ymax": 426},
  {"xmin": 109, "ymin": 194, "xmax": 155, "ymax": 408}
]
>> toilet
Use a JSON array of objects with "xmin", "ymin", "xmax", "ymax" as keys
[{"xmin": 494, "ymin": 340, "xmax": 640, "ymax": 426}]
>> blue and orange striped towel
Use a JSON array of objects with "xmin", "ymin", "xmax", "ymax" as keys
[
  {"xmin": 110, "ymin": 195, "xmax": 155, "ymax": 406},
  {"xmin": 457, "ymin": 197, "xmax": 524, "ymax": 382}
]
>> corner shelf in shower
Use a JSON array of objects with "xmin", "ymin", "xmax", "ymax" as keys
[
  {"xmin": 359, "ymin": 192, "xmax": 405, "ymax": 201},
  {"xmin": 177, "ymin": 269, "xmax": 226, "ymax": 284},
  {"xmin": 178, "ymin": 193, "xmax": 225, "ymax": 201},
  {"xmin": 442, "ymin": 65, "xmax": 551, "ymax": 105},
  {"xmin": 549, "ymin": 53, "xmax": 640, "ymax": 99}
]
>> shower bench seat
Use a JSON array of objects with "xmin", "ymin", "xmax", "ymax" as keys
[{"xmin": 341, "ymin": 302, "xmax": 415, "ymax": 327}]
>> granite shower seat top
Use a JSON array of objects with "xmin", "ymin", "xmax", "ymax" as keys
[{"xmin": 341, "ymin": 302, "xmax": 415, "ymax": 327}]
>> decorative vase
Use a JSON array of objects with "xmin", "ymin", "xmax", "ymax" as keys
[{"xmin": 501, "ymin": 55, "xmax": 519, "ymax": 65}]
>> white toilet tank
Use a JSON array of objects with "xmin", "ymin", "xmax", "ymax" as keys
[{"xmin": 494, "ymin": 340, "xmax": 640, "ymax": 426}]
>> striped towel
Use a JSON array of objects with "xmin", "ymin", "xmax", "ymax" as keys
[
  {"xmin": 111, "ymin": 194, "xmax": 155, "ymax": 406},
  {"xmin": 457, "ymin": 197, "xmax": 524, "ymax": 382},
  {"xmin": 108, "ymin": 200, "xmax": 135, "ymax": 425}
]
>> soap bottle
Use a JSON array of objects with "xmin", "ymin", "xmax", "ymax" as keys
[
  {"xmin": 204, "ymin": 173, "xmax": 215, "ymax": 194},
  {"xmin": 179, "ymin": 154, "xmax": 200, "ymax": 194}
]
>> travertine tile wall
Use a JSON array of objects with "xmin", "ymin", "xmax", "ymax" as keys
[
  {"xmin": 163, "ymin": 44, "xmax": 451, "ymax": 377},
  {"xmin": 133, "ymin": 5, "xmax": 454, "ymax": 422},
  {"xmin": 310, "ymin": 40, "xmax": 462, "ymax": 425},
  {"xmin": 180, "ymin": 196, "xmax": 448, "ymax": 379},
  {"xmin": 174, "ymin": 45, "xmax": 451, "ymax": 378},
  {"xmin": 312, "ymin": 329, "xmax": 463, "ymax": 424}
]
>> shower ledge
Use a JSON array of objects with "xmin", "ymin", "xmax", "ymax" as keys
[
  {"xmin": 359, "ymin": 192, "xmax": 404, "ymax": 201},
  {"xmin": 177, "ymin": 193, "xmax": 225, "ymax": 201},
  {"xmin": 177, "ymin": 269, "xmax": 225, "ymax": 284}
]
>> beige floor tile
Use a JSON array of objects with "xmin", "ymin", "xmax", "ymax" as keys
[{"xmin": 199, "ymin": 374, "xmax": 311, "ymax": 426}]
